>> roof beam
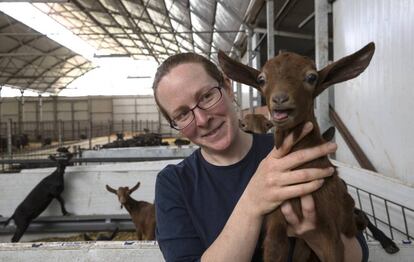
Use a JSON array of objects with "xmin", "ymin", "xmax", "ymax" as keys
[
  {"xmin": 71, "ymin": 0, "xmax": 130, "ymax": 55},
  {"xmin": 113, "ymin": 0, "xmax": 161, "ymax": 63}
]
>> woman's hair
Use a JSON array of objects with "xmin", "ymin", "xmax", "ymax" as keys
[{"xmin": 152, "ymin": 53, "xmax": 224, "ymax": 122}]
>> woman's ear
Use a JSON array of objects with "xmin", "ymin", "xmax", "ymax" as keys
[{"xmin": 222, "ymin": 75, "xmax": 234, "ymax": 98}]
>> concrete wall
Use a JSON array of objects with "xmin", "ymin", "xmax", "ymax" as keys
[
  {"xmin": 0, "ymin": 241, "xmax": 413, "ymax": 262},
  {"xmin": 332, "ymin": 0, "xmax": 414, "ymax": 186},
  {"xmin": 0, "ymin": 160, "xmax": 181, "ymax": 219}
]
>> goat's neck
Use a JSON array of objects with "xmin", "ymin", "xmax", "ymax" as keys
[
  {"xmin": 55, "ymin": 165, "xmax": 67, "ymax": 176},
  {"xmin": 276, "ymin": 114, "xmax": 324, "ymax": 152},
  {"xmin": 275, "ymin": 114, "xmax": 332, "ymax": 169},
  {"xmin": 123, "ymin": 195, "xmax": 140, "ymax": 213}
]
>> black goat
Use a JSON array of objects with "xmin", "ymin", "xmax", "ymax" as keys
[{"xmin": 3, "ymin": 147, "xmax": 73, "ymax": 242}]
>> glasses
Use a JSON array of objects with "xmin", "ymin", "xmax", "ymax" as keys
[{"xmin": 170, "ymin": 86, "xmax": 223, "ymax": 130}]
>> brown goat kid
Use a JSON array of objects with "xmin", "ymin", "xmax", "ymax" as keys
[
  {"xmin": 219, "ymin": 43, "xmax": 375, "ymax": 262},
  {"xmin": 239, "ymin": 113, "xmax": 274, "ymax": 134},
  {"xmin": 106, "ymin": 182, "xmax": 155, "ymax": 240}
]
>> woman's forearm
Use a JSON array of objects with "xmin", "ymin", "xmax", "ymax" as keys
[{"xmin": 201, "ymin": 197, "xmax": 263, "ymax": 262}]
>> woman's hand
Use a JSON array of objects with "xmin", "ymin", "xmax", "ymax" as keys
[{"xmin": 240, "ymin": 122, "xmax": 336, "ymax": 218}]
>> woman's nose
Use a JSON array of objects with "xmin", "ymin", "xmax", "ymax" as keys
[{"xmin": 193, "ymin": 107, "xmax": 210, "ymax": 127}]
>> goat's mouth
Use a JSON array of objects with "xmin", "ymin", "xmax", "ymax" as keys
[{"xmin": 271, "ymin": 108, "xmax": 295, "ymax": 122}]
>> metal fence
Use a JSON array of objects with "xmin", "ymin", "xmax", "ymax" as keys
[
  {"xmin": 347, "ymin": 183, "xmax": 413, "ymax": 242},
  {"xmin": 0, "ymin": 119, "xmax": 176, "ymax": 171}
]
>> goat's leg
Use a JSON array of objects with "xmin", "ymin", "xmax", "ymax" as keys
[
  {"xmin": 263, "ymin": 210, "xmax": 290, "ymax": 262},
  {"xmin": 291, "ymin": 239, "xmax": 312, "ymax": 262},
  {"xmin": 136, "ymin": 230, "xmax": 143, "ymax": 240},
  {"xmin": 315, "ymin": 223, "xmax": 344, "ymax": 262},
  {"xmin": 11, "ymin": 223, "xmax": 29, "ymax": 243},
  {"xmin": 56, "ymin": 195, "xmax": 71, "ymax": 216},
  {"xmin": 367, "ymin": 220, "xmax": 399, "ymax": 254}
]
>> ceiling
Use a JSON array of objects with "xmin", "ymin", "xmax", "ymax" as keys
[
  {"xmin": 0, "ymin": 10, "xmax": 95, "ymax": 94},
  {"xmin": 0, "ymin": 0, "xmax": 329, "ymax": 94}
]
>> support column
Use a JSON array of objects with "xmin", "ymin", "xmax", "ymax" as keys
[
  {"xmin": 251, "ymin": 31, "xmax": 262, "ymax": 113},
  {"xmin": 18, "ymin": 89, "xmax": 24, "ymax": 135},
  {"xmin": 247, "ymin": 27, "xmax": 254, "ymax": 113},
  {"xmin": 52, "ymin": 96, "xmax": 58, "ymax": 140},
  {"xmin": 71, "ymin": 101, "xmax": 75, "ymax": 140},
  {"xmin": 38, "ymin": 94, "xmax": 43, "ymax": 139},
  {"xmin": 88, "ymin": 97, "xmax": 92, "ymax": 149},
  {"xmin": 314, "ymin": 0, "xmax": 331, "ymax": 132},
  {"xmin": 266, "ymin": 0, "xmax": 275, "ymax": 59}
]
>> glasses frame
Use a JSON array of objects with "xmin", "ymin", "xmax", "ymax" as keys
[{"xmin": 169, "ymin": 86, "xmax": 223, "ymax": 130}]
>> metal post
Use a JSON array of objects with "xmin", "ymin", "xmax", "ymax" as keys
[
  {"xmin": 158, "ymin": 110, "xmax": 162, "ymax": 134},
  {"xmin": 314, "ymin": 0, "xmax": 331, "ymax": 132},
  {"xmin": 108, "ymin": 120, "xmax": 112, "ymax": 143},
  {"xmin": 247, "ymin": 28, "xmax": 255, "ymax": 113},
  {"xmin": 53, "ymin": 96, "xmax": 58, "ymax": 141},
  {"xmin": 71, "ymin": 101, "xmax": 75, "ymax": 140},
  {"xmin": 88, "ymin": 120, "xmax": 92, "ymax": 150},
  {"xmin": 7, "ymin": 119, "xmax": 12, "ymax": 157},
  {"xmin": 18, "ymin": 89, "xmax": 24, "ymax": 135},
  {"xmin": 266, "ymin": 0, "xmax": 275, "ymax": 59},
  {"xmin": 58, "ymin": 120, "xmax": 63, "ymax": 147}
]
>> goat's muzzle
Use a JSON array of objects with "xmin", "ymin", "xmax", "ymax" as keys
[{"xmin": 271, "ymin": 106, "xmax": 295, "ymax": 123}]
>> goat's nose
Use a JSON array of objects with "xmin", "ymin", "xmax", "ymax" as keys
[{"xmin": 272, "ymin": 93, "xmax": 289, "ymax": 104}]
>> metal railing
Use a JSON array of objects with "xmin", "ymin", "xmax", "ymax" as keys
[{"xmin": 347, "ymin": 183, "xmax": 413, "ymax": 242}]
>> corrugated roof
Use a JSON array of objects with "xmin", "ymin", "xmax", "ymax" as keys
[
  {"xmin": 0, "ymin": 11, "xmax": 95, "ymax": 94},
  {"xmin": 33, "ymin": 0, "xmax": 252, "ymax": 63}
]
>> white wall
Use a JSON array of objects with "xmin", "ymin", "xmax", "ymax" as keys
[{"xmin": 332, "ymin": 0, "xmax": 414, "ymax": 186}]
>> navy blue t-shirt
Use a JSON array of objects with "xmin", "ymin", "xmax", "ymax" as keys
[{"xmin": 155, "ymin": 133, "xmax": 368, "ymax": 262}]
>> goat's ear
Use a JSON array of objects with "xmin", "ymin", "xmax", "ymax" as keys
[
  {"xmin": 129, "ymin": 181, "xmax": 141, "ymax": 193},
  {"xmin": 106, "ymin": 185, "xmax": 117, "ymax": 194},
  {"xmin": 265, "ymin": 120, "xmax": 274, "ymax": 130},
  {"xmin": 322, "ymin": 126, "xmax": 336, "ymax": 141},
  {"xmin": 218, "ymin": 50, "xmax": 261, "ymax": 90},
  {"xmin": 314, "ymin": 42, "xmax": 375, "ymax": 98}
]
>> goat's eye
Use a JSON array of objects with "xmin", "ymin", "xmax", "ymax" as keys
[
  {"xmin": 257, "ymin": 75, "xmax": 266, "ymax": 85},
  {"xmin": 305, "ymin": 73, "xmax": 318, "ymax": 85}
]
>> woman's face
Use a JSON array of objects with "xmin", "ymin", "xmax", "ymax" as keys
[{"xmin": 156, "ymin": 63, "xmax": 239, "ymax": 153}]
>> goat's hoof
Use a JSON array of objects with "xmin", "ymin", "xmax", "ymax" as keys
[{"xmin": 384, "ymin": 243, "xmax": 400, "ymax": 254}]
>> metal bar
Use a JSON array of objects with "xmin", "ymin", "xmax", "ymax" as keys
[
  {"xmin": 253, "ymin": 28, "xmax": 330, "ymax": 41},
  {"xmin": 314, "ymin": 0, "xmax": 330, "ymax": 132},
  {"xmin": 0, "ymin": 53, "xmax": 75, "ymax": 57},
  {"xmin": 329, "ymin": 105, "xmax": 377, "ymax": 171},
  {"xmin": 369, "ymin": 193, "xmax": 378, "ymax": 227},
  {"xmin": 0, "ymin": 215, "xmax": 135, "ymax": 235},
  {"xmin": 384, "ymin": 199, "xmax": 394, "ymax": 239},
  {"xmin": 298, "ymin": 12, "xmax": 315, "ymax": 28},
  {"xmin": 266, "ymin": 0, "xmax": 275, "ymax": 59},
  {"xmin": 0, "ymin": 156, "xmax": 185, "ymax": 164},
  {"xmin": 402, "ymin": 207, "xmax": 410, "ymax": 240}
]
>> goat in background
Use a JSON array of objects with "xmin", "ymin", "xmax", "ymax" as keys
[
  {"xmin": 3, "ymin": 147, "xmax": 73, "ymax": 242},
  {"xmin": 219, "ymin": 43, "xmax": 376, "ymax": 262},
  {"xmin": 106, "ymin": 182, "xmax": 155, "ymax": 240},
  {"xmin": 83, "ymin": 227, "xmax": 119, "ymax": 241},
  {"xmin": 239, "ymin": 113, "xmax": 274, "ymax": 134}
]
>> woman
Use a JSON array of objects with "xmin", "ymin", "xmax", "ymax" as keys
[{"xmin": 153, "ymin": 53, "xmax": 368, "ymax": 262}]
